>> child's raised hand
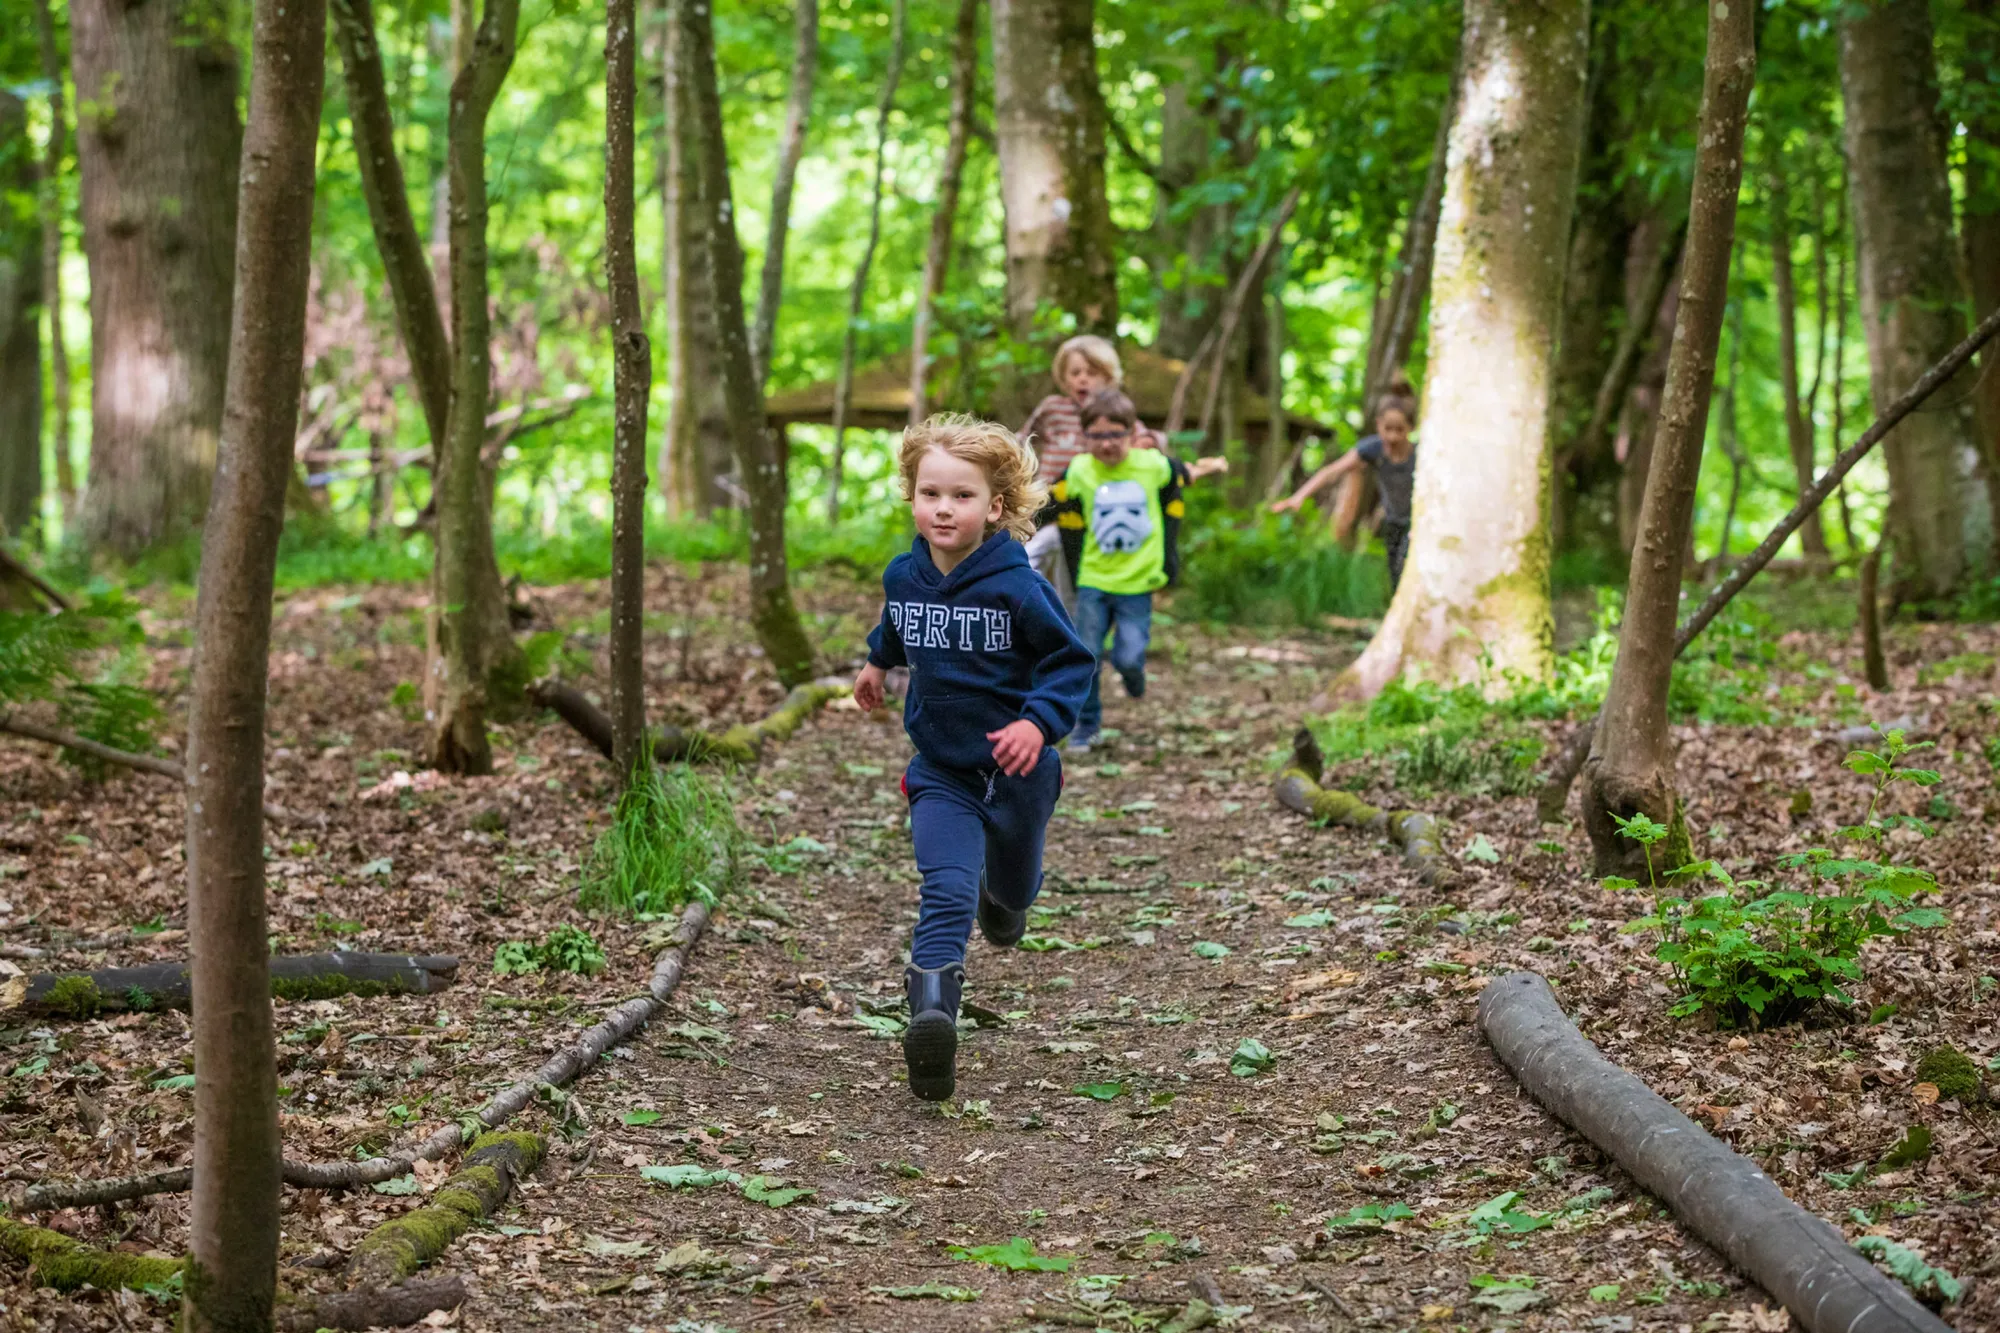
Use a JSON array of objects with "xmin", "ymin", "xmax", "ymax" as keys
[
  {"xmin": 853, "ymin": 662, "xmax": 887, "ymax": 713},
  {"xmin": 986, "ymin": 719, "xmax": 1045, "ymax": 776},
  {"xmin": 1269, "ymin": 495, "xmax": 1301, "ymax": 514}
]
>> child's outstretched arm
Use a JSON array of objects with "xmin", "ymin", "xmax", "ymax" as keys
[
  {"xmin": 1185, "ymin": 455, "xmax": 1229, "ymax": 481},
  {"xmin": 1270, "ymin": 451, "xmax": 1358, "ymax": 513}
]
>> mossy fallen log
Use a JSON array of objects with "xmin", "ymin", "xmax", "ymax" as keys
[
  {"xmin": 0, "ymin": 1218, "xmax": 183, "ymax": 1292},
  {"xmin": 529, "ymin": 678, "xmax": 845, "ymax": 766},
  {"xmin": 1274, "ymin": 728, "xmax": 1445, "ymax": 884},
  {"xmin": 347, "ymin": 1132, "xmax": 543, "ymax": 1288},
  {"xmin": 2, "ymin": 951, "xmax": 459, "ymax": 1020}
]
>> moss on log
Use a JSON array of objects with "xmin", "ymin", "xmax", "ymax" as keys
[
  {"xmin": 346, "ymin": 1132, "xmax": 544, "ymax": 1288},
  {"xmin": 0, "ymin": 1219, "xmax": 183, "ymax": 1292},
  {"xmin": 2, "ymin": 951, "xmax": 459, "ymax": 1020},
  {"xmin": 1274, "ymin": 728, "xmax": 1445, "ymax": 884},
  {"xmin": 530, "ymin": 678, "xmax": 845, "ymax": 766}
]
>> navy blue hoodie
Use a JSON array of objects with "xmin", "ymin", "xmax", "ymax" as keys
[{"xmin": 866, "ymin": 532, "xmax": 1096, "ymax": 771}]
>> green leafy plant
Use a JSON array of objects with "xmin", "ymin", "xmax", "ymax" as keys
[
  {"xmin": 947, "ymin": 1236, "xmax": 1073, "ymax": 1272},
  {"xmin": 1607, "ymin": 731, "xmax": 1948, "ymax": 1026},
  {"xmin": 491, "ymin": 924, "xmax": 606, "ymax": 977},
  {"xmin": 0, "ymin": 587, "xmax": 160, "ymax": 777},
  {"xmin": 578, "ymin": 754, "xmax": 739, "ymax": 915},
  {"xmin": 1853, "ymin": 1236, "xmax": 1961, "ymax": 1305}
]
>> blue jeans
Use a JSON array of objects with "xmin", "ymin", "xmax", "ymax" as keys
[
  {"xmin": 905, "ymin": 752, "xmax": 1063, "ymax": 968},
  {"xmin": 1074, "ymin": 587, "xmax": 1152, "ymax": 733}
]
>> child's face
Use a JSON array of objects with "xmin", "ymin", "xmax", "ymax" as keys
[
  {"xmin": 912, "ymin": 447, "xmax": 1004, "ymax": 558},
  {"xmin": 1377, "ymin": 408, "xmax": 1412, "ymax": 453},
  {"xmin": 1083, "ymin": 416, "xmax": 1133, "ymax": 468},
  {"xmin": 1062, "ymin": 354, "xmax": 1113, "ymax": 401}
]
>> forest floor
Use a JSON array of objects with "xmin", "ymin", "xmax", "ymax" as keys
[{"xmin": 1, "ymin": 560, "xmax": 1996, "ymax": 1333}]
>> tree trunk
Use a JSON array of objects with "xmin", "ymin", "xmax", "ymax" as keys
[
  {"xmin": 429, "ymin": 0, "xmax": 525, "ymax": 775},
  {"xmin": 69, "ymin": 0, "xmax": 240, "ymax": 560},
  {"xmin": 0, "ymin": 92, "xmax": 40, "ymax": 540},
  {"xmin": 330, "ymin": 0, "xmax": 452, "ymax": 447},
  {"xmin": 1840, "ymin": 0, "xmax": 1973, "ymax": 603},
  {"xmin": 1579, "ymin": 0, "xmax": 1752, "ymax": 877},
  {"xmin": 680, "ymin": 0, "xmax": 816, "ymax": 686},
  {"xmin": 1713, "ymin": 285, "xmax": 1746, "ymax": 562},
  {"xmin": 1767, "ymin": 158, "xmax": 1828, "ymax": 557},
  {"xmin": 1151, "ymin": 73, "xmax": 1223, "ymax": 363},
  {"xmin": 181, "ymin": 0, "xmax": 325, "ymax": 1321},
  {"xmin": 1617, "ymin": 241, "xmax": 1682, "ymax": 554},
  {"xmin": 826, "ymin": 0, "xmax": 908, "ymax": 524},
  {"xmin": 908, "ymin": 0, "xmax": 980, "ymax": 427},
  {"xmin": 749, "ymin": 0, "xmax": 818, "ymax": 390},
  {"xmin": 991, "ymin": 0, "xmax": 1117, "ymax": 337},
  {"xmin": 1364, "ymin": 67, "xmax": 1457, "ymax": 426},
  {"xmin": 1960, "ymin": 0, "xmax": 2000, "ymax": 546},
  {"xmin": 607, "ymin": 0, "xmax": 651, "ymax": 780},
  {"xmin": 34, "ymin": 0, "xmax": 74, "ymax": 520},
  {"xmin": 1340, "ymin": 0, "xmax": 1590, "ymax": 697}
]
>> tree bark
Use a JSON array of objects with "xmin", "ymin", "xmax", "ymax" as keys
[
  {"xmin": 69, "ymin": 0, "xmax": 240, "ymax": 560},
  {"xmin": 826, "ymin": 0, "xmax": 909, "ymax": 524},
  {"xmin": 1364, "ymin": 67, "xmax": 1458, "ymax": 427},
  {"xmin": 1960, "ymin": 0, "xmax": 2000, "ymax": 545},
  {"xmin": 0, "ymin": 92, "xmax": 40, "ymax": 540},
  {"xmin": 607, "ymin": 0, "xmax": 651, "ymax": 781},
  {"xmin": 680, "ymin": 0, "xmax": 817, "ymax": 686},
  {"xmin": 1767, "ymin": 157, "xmax": 1828, "ymax": 557},
  {"xmin": 750, "ymin": 0, "xmax": 818, "ymax": 390},
  {"xmin": 180, "ymin": 0, "xmax": 325, "ymax": 1320},
  {"xmin": 1840, "ymin": 0, "xmax": 1973, "ymax": 603},
  {"xmin": 1340, "ymin": 0, "xmax": 1590, "ymax": 696},
  {"xmin": 430, "ymin": 0, "xmax": 526, "ymax": 774},
  {"xmin": 1151, "ymin": 73, "xmax": 1222, "ymax": 363},
  {"xmin": 908, "ymin": 0, "xmax": 980, "ymax": 428},
  {"xmin": 1579, "ymin": 0, "xmax": 1752, "ymax": 877},
  {"xmin": 1616, "ymin": 235, "xmax": 1682, "ymax": 554},
  {"xmin": 330, "ymin": 0, "xmax": 453, "ymax": 447},
  {"xmin": 991, "ymin": 0, "xmax": 1117, "ymax": 336},
  {"xmin": 34, "ymin": 0, "xmax": 74, "ymax": 520}
]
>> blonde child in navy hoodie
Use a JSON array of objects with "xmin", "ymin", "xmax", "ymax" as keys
[{"xmin": 853, "ymin": 416, "xmax": 1096, "ymax": 1101}]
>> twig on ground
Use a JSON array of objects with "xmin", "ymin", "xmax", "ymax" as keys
[
  {"xmin": 1274, "ymin": 729, "xmax": 1446, "ymax": 884},
  {"xmin": 530, "ymin": 679, "xmax": 847, "ymax": 766}
]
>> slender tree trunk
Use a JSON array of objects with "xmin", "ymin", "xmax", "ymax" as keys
[
  {"xmin": 992, "ymin": 0, "xmax": 1117, "ymax": 337},
  {"xmin": 1579, "ymin": 0, "xmax": 1752, "ymax": 876},
  {"xmin": 1572, "ymin": 219, "xmax": 1684, "ymax": 528},
  {"xmin": 34, "ymin": 0, "xmax": 74, "ymax": 520},
  {"xmin": 749, "ymin": 0, "xmax": 817, "ymax": 390},
  {"xmin": 1830, "ymin": 202, "xmax": 1856, "ymax": 554},
  {"xmin": 69, "ymin": 0, "xmax": 241, "ymax": 560},
  {"xmin": 1960, "ymin": 0, "xmax": 2000, "ymax": 546},
  {"xmin": 429, "ymin": 0, "xmax": 525, "ymax": 774},
  {"xmin": 1254, "ymin": 259, "xmax": 1288, "ymax": 503},
  {"xmin": 908, "ymin": 0, "xmax": 980, "ymax": 428},
  {"xmin": 1341, "ymin": 0, "xmax": 1590, "ymax": 696},
  {"xmin": 0, "ymin": 93, "xmax": 40, "ymax": 539},
  {"xmin": 1714, "ymin": 288, "xmax": 1745, "ymax": 562},
  {"xmin": 180, "ymin": 0, "xmax": 325, "ymax": 1323},
  {"xmin": 1151, "ymin": 72, "xmax": 1223, "ymax": 363},
  {"xmin": 1365, "ymin": 65, "xmax": 1458, "ymax": 425},
  {"xmin": 367, "ymin": 429, "xmax": 393, "ymax": 535},
  {"xmin": 1841, "ymin": 0, "xmax": 1972, "ymax": 603},
  {"xmin": 331, "ymin": 0, "xmax": 452, "ymax": 446},
  {"xmin": 1616, "ymin": 240, "xmax": 1682, "ymax": 554},
  {"xmin": 826, "ymin": 0, "xmax": 908, "ymax": 524},
  {"xmin": 1767, "ymin": 159, "xmax": 1828, "ymax": 556},
  {"xmin": 607, "ymin": 0, "xmax": 651, "ymax": 779},
  {"xmin": 680, "ymin": 0, "xmax": 816, "ymax": 685}
]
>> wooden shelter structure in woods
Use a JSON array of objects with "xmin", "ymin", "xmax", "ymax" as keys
[{"xmin": 765, "ymin": 345, "xmax": 1336, "ymax": 444}]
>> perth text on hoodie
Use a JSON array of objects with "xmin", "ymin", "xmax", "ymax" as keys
[{"xmin": 886, "ymin": 601, "xmax": 1014, "ymax": 653}]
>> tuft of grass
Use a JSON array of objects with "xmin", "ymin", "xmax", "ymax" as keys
[
  {"xmin": 578, "ymin": 755, "xmax": 740, "ymax": 916},
  {"xmin": 1175, "ymin": 497, "xmax": 1389, "ymax": 627}
]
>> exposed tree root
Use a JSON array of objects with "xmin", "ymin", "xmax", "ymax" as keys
[
  {"xmin": 279, "ymin": 1275, "xmax": 467, "ymax": 1332},
  {"xmin": 530, "ymin": 678, "xmax": 846, "ymax": 766},
  {"xmin": 0, "ymin": 713, "xmax": 294, "ymax": 822},
  {"xmin": 347, "ymin": 1133, "xmax": 543, "ymax": 1287},
  {"xmin": 17, "ymin": 902, "xmax": 710, "ymax": 1211},
  {"xmin": 0, "ymin": 1218, "xmax": 183, "ymax": 1292},
  {"xmin": 1274, "ymin": 729, "xmax": 1446, "ymax": 885},
  {"xmin": 3, "ymin": 951, "xmax": 459, "ymax": 1020}
]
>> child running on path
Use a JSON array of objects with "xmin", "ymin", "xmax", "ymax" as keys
[
  {"xmin": 853, "ymin": 416, "xmax": 1096, "ymax": 1102},
  {"xmin": 1048, "ymin": 389, "xmax": 1226, "ymax": 752},
  {"xmin": 1271, "ymin": 394, "xmax": 1419, "ymax": 592}
]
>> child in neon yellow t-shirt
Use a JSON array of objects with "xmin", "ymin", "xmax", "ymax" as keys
[{"xmin": 1045, "ymin": 389, "xmax": 1226, "ymax": 750}]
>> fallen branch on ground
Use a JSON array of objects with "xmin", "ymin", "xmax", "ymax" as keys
[
  {"xmin": 0, "ymin": 713, "xmax": 295, "ymax": 822},
  {"xmin": 1479, "ymin": 972, "xmax": 1953, "ymax": 1333},
  {"xmin": 17, "ymin": 901, "xmax": 710, "ymax": 1211},
  {"xmin": 530, "ymin": 679, "xmax": 846, "ymax": 766},
  {"xmin": 1274, "ymin": 729, "xmax": 1445, "ymax": 885},
  {"xmin": 347, "ymin": 1132, "xmax": 543, "ymax": 1288},
  {"xmin": 0, "ymin": 547, "xmax": 71, "ymax": 612},
  {"xmin": 1534, "ymin": 301, "xmax": 2000, "ymax": 822},
  {"xmin": 0, "ymin": 1218, "xmax": 183, "ymax": 1292},
  {"xmin": 3, "ymin": 951, "xmax": 459, "ymax": 1020}
]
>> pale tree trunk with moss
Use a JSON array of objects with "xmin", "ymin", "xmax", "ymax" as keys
[
  {"xmin": 181, "ymin": 0, "xmax": 325, "ymax": 1322},
  {"xmin": 1341, "ymin": 0, "xmax": 1590, "ymax": 697},
  {"xmin": 1841, "ymin": 0, "xmax": 1973, "ymax": 603},
  {"xmin": 1579, "ymin": 0, "xmax": 1753, "ymax": 877}
]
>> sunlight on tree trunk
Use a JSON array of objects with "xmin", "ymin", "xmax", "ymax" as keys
[
  {"xmin": 1841, "ymin": 0, "xmax": 1973, "ymax": 603},
  {"xmin": 69, "ymin": 0, "xmax": 239, "ymax": 560},
  {"xmin": 1341, "ymin": 0, "xmax": 1589, "ymax": 699},
  {"xmin": 750, "ymin": 0, "xmax": 818, "ymax": 392},
  {"xmin": 607, "ymin": 0, "xmax": 652, "ymax": 781},
  {"xmin": 33, "ymin": 0, "xmax": 74, "ymax": 523},
  {"xmin": 180, "ymin": 0, "xmax": 325, "ymax": 1323},
  {"xmin": 1767, "ymin": 158, "xmax": 1828, "ymax": 558},
  {"xmin": 908, "ymin": 0, "xmax": 980, "ymax": 428},
  {"xmin": 0, "ymin": 93, "xmax": 40, "ymax": 540},
  {"xmin": 680, "ymin": 0, "xmax": 817, "ymax": 686},
  {"xmin": 1580, "ymin": 0, "xmax": 1753, "ymax": 877}
]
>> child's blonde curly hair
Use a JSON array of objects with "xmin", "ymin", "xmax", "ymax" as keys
[{"xmin": 898, "ymin": 415, "xmax": 1047, "ymax": 543}]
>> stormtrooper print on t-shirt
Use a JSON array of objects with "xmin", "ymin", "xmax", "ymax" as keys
[{"xmin": 1090, "ymin": 479, "xmax": 1153, "ymax": 554}]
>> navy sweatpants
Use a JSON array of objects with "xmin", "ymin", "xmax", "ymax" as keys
[{"xmin": 905, "ymin": 751, "xmax": 1063, "ymax": 967}]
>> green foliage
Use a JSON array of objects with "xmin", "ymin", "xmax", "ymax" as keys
[
  {"xmin": 1306, "ymin": 677, "xmax": 1544, "ymax": 796},
  {"xmin": 0, "ymin": 587, "xmax": 159, "ymax": 775},
  {"xmin": 577, "ymin": 757, "xmax": 739, "ymax": 916},
  {"xmin": 1607, "ymin": 732, "xmax": 1948, "ymax": 1026},
  {"xmin": 491, "ymin": 924, "xmax": 606, "ymax": 977},
  {"xmin": 1174, "ymin": 501, "xmax": 1389, "ymax": 626},
  {"xmin": 1913, "ymin": 1046, "xmax": 1982, "ymax": 1103},
  {"xmin": 947, "ymin": 1236, "xmax": 1073, "ymax": 1272},
  {"xmin": 1852, "ymin": 1236, "xmax": 1961, "ymax": 1305}
]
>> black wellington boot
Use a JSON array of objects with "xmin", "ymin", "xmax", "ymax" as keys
[
  {"xmin": 902, "ymin": 962, "xmax": 965, "ymax": 1102},
  {"xmin": 976, "ymin": 869, "xmax": 1027, "ymax": 949}
]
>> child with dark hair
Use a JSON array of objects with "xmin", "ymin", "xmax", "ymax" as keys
[
  {"xmin": 1046, "ymin": 389, "xmax": 1226, "ymax": 752},
  {"xmin": 1272, "ymin": 393, "xmax": 1419, "ymax": 592}
]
